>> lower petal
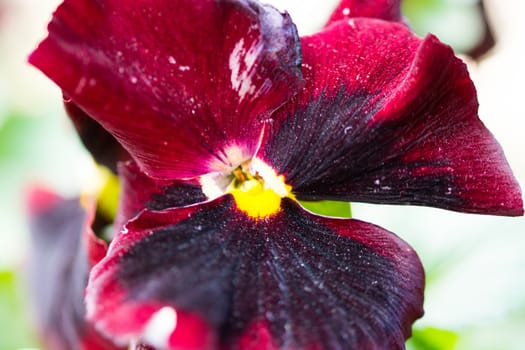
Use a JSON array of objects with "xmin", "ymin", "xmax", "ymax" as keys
[
  {"xmin": 115, "ymin": 161, "xmax": 207, "ymax": 232},
  {"xmin": 87, "ymin": 196, "xmax": 424, "ymax": 349}
]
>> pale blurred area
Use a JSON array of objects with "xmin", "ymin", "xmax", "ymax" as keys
[
  {"xmin": 0, "ymin": 0, "xmax": 523, "ymax": 349},
  {"xmin": 0, "ymin": 0, "xmax": 97, "ymax": 267}
]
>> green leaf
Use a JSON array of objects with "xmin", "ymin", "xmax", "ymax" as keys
[
  {"xmin": 299, "ymin": 200, "xmax": 352, "ymax": 218},
  {"xmin": 407, "ymin": 327, "xmax": 459, "ymax": 350},
  {"xmin": 0, "ymin": 270, "xmax": 39, "ymax": 349}
]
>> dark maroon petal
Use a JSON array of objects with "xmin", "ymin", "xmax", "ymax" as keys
[
  {"xmin": 326, "ymin": 0, "xmax": 403, "ymax": 26},
  {"xmin": 259, "ymin": 19, "xmax": 523, "ymax": 216},
  {"xmin": 64, "ymin": 98, "xmax": 130, "ymax": 173},
  {"xmin": 87, "ymin": 196, "xmax": 424, "ymax": 349},
  {"xmin": 27, "ymin": 191, "xmax": 121, "ymax": 350},
  {"xmin": 115, "ymin": 161, "xmax": 207, "ymax": 231},
  {"xmin": 30, "ymin": 0, "xmax": 303, "ymax": 179}
]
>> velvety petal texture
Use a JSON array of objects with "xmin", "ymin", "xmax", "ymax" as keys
[
  {"xmin": 27, "ymin": 189, "xmax": 121, "ymax": 350},
  {"xmin": 115, "ymin": 161, "xmax": 206, "ymax": 231},
  {"xmin": 30, "ymin": 0, "xmax": 303, "ymax": 179},
  {"xmin": 259, "ymin": 19, "xmax": 523, "ymax": 216},
  {"xmin": 87, "ymin": 196, "xmax": 424, "ymax": 349},
  {"xmin": 326, "ymin": 0, "xmax": 403, "ymax": 25}
]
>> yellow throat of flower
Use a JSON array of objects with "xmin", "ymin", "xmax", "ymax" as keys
[{"xmin": 201, "ymin": 158, "xmax": 294, "ymax": 219}]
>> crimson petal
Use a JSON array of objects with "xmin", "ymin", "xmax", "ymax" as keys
[
  {"xmin": 326, "ymin": 0, "xmax": 403, "ymax": 26},
  {"xmin": 27, "ymin": 189, "xmax": 121, "ymax": 350},
  {"xmin": 259, "ymin": 19, "xmax": 523, "ymax": 216},
  {"xmin": 87, "ymin": 196, "xmax": 424, "ymax": 349},
  {"xmin": 30, "ymin": 0, "xmax": 303, "ymax": 179}
]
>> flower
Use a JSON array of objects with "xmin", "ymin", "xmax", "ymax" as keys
[
  {"xmin": 26, "ymin": 188, "xmax": 123, "ymax": 350},
  {"xmin": 29, "ymin": 0, "xmax": 523, "ymax": 349}
]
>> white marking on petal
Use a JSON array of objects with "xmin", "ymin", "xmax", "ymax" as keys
[
  {"xmin": 229, "ymin": 39, "xmax": 261, "ymax": 101},
  {"xmin": 201, "ymin": 145, "xmax": 256, "ymax": 199},
  {"xmin": 85, "ymin": 287, "xmax": 96, "ymax": 318},
  {"xmin": 200, "ymin": 172, "xmax": 232, "ymax": 200},
  {"xmin": 142, "ymin": 306, "xmax": 178, "ymax": 349},
  {"xmin": 74, "ymin": 76, "xmax": 87, "ymax": 94},
  {"xmin": 207, "ymin": 144, "xmax": 253, "ymax": 173},
  {"xmin": 251, "ymin": 157, "xmax": 289, "ymax": 197},
  {"xmin": 229, "ymin": 39, "xmax": 244, "ymax": 91}
]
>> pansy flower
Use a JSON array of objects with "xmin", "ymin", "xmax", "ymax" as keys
[{"xmin": 29, "ymin": 0, "xmax": 523, "ymax": 349}]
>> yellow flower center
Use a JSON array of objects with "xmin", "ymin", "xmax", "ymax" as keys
[
  {"xmin": 228, "ymin": 165, "xmax": 293, "ymax": 218},
  {"xmin": 200, "ymin": 157, "xmax": 293, "ymax": 219}
]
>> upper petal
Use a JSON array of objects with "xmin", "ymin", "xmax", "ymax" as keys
[
  {"xmin": 325, "ymin": 0, "xmax": 403, "ymax": 26},
  {"xmin": 87, "ymin": 196, "xmax": 424, "ymax": 349},
  {"xmin": 30, "ymin": 0, "xmax": 303, "ymax": 179},
  {"xmin": 259, "ymin": 19, "xmax": 523, "ymax": 216}
]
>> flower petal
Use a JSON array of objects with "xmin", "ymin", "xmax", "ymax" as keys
[
  {"xmin": 115, "ymin": 161, "xmax": 206, "ymax": 231},
  {"xmin": 87, "ymin": 196, "xmax": 424, "ymax": 349},
  {"xmin": 30, "ymin": 0, "xmax": 303, "ymax": 179},
  {"xmin": 64, "ymin": 98, "xmax": 130, "ymax": 173},
  {"xmin": 326, "ymin": 0, "xmax": 403, "ymax": 26},
  {"xmin": 27, "ymin": 190, "xmax": 121, "ymax": 350},
  {"xmin": 259, "ymin": 19, "xmax": 523, "ymax": 216}
]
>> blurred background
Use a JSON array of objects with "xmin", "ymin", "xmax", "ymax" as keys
[{"xmin": 0, "ymin": 0, "xmax": 523, "ymax": 349}]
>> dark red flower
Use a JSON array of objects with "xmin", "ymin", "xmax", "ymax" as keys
[{"xmin": 29, "ymin": 0, "xmax": 522, "ymax": 349}]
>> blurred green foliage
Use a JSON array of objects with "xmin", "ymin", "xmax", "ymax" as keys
[
  {"xmin": 299, "ymin": 200, "xmax": 352, "ymax": 218},
  {"xmin": 407, "ymin": 327, "xmax": 458, "ymax": 350},
  {"xmin": 0, "ymin": 111, "xmax": 86, "ymax": 348},
  {"xmin": 402, "ymin": 0, "xmax": 486, "ymax": 53},
  {"xmin": 0, "ymin": 271, "xmax": 38, "ymax": 349}
]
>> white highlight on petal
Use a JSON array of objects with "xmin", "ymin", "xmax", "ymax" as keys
[
  {"xmin": 200, "ymin": 172, "xmax": 232, "ymax": 200},
  {"xmin": 251, "ymin": 157, "xmax": 289, "ymax": 197},
  {"xmin": 229, "ymin": 39, "xmax": 243, "ymax": 90},
  {"xmin": 142, "ymin": 306, "xmax": 178, "ymax": 349},
  {"xmin": 85, "ymin": 287, "xmax": 96, "ymax": 319},
  {"xmin": 201, "ymin": 144, "xmax": 252, "ymax": 199},
  {"xmin": 207, "ymin": 144, "xmax": 253, "ymax": 174},
  {"xmin": 229, "ymin": 38, "xmax": 261, "ymax": 100},
  {"xmin": 200, "ymin": 146, "xmax": 289, "ymax": 200}
]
